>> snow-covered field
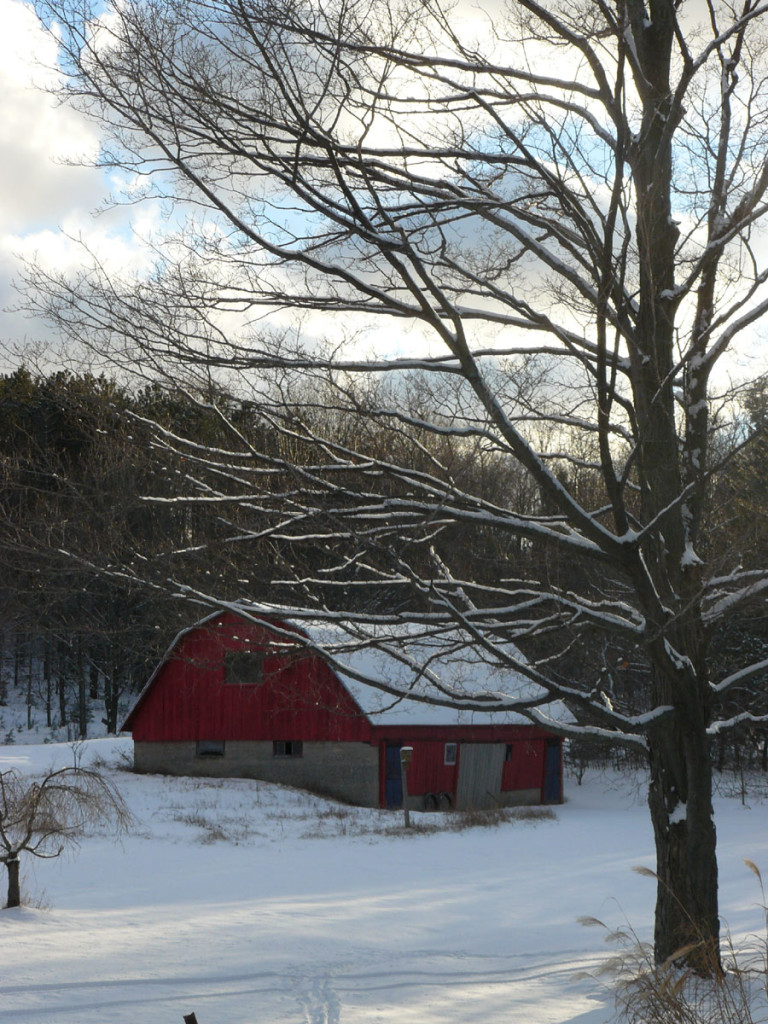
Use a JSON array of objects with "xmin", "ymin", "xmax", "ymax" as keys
[{"xmin": 1, "ymin": 739, "xmax": 768, "ymax": 1024}]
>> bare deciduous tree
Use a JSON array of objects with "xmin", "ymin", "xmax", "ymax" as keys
[
  {"xmin": 27, "ymin": 0, "xmax": 768, "ymax": 967},
  {"xmin": 0, "ymin": 766, "xmax": 131, "ymax": 908}
]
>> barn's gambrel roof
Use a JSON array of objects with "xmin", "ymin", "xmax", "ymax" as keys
[{"xmin": 122, "ymin": 608, "xmax": 570, "ymax": 731}]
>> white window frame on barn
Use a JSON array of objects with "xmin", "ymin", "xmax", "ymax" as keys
[{"xmin": 444, "ymin": 742, "xmax": 457, "ymax": 766}]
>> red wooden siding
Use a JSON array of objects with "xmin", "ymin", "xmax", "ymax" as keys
[
  {"xmin": 393, "ymin": 740, "xmax": 459, "ymax": 796},
  {"xmin": 129, "ymin": 613, "xmax": 371, "ymax": 743},
  {"xmin": 501, "ymin": 739, "xmax": 544, "ymax": 791},
  {"xmin": 368, "ymin": 727, "xmax": 553, "ymax": 804}
]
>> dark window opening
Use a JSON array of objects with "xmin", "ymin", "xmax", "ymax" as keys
[
  {"xmin": 444, "ymin": 742, "xmax": 457, "ymax": 766},
  {"xmin": 225, "ymin": 650, "xmax": 264, "ymax": 686},
  {"xmin": 196, "ymin": 740, "xmax": 225, "ymax": 757},
  {"xmin": 273, "ymin": 740, "xmax": 303, "ymax": 758},
  {"xmin": 505, "ymin": 744, "xmax": 515, "ymax": 761}
]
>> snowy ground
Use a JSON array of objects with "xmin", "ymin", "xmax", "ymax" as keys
[{"xmin": 1, "ymin": 740, "xmax": 768, "ymax": 1024}]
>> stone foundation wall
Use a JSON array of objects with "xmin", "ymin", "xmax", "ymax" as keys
[{"xmin": 133, "ymin": 740, "xmax": 380, "ymax": 806}]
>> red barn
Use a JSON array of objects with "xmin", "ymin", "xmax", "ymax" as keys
[{"xmin": 122, "ymin": 610, "xmax": 564, "ymax": 809}]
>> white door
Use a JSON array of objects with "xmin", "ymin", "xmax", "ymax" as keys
[{"xmin": 455, "ymin": 744, "xmax": 506, "ymax": 809}]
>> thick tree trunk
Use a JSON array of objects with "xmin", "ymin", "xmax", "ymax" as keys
[
  {"xmin": 4, "ymin": 856, "xmax": 21, "ymax": 909},
  {"xmin": 647, "ymin": 694, "xmax": 719, "ymax": 970},
  {"xmin": 626, "ymin": 28, "xmax": 720, "ymax": 969}
]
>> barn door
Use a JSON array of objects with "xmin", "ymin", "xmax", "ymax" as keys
[
  {"xmin": 384, "ymin": 744, "xmax": 403, "ymax": 808},
  {"xmin": 455, "ymin": 744, "xmax": 506, "ymax": 810},
  {"xmin": 543, "ymin": 739, "xmax": 561, "ymax": 803}
]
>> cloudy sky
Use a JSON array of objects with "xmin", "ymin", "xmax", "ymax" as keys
[
  {"xmin": 0, "ymin": 0, "xmax": 138, "ymax": 365},
  {"xmin": 2, "ymin": 0, "xmax": 767, "ymax": 383}
]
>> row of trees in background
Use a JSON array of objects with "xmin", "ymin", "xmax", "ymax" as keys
[
  {"xmin": 0, "ymin": 363, "xmax": 549, "ymax": 737},
  {"xmin": 0, "ymin": 368, "xmax": 198, "ymax": 737},
  {"xmin": 3, "ymin": 363, "xmax": 768, "ymax": 752}
]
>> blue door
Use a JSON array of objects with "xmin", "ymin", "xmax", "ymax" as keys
[
  {"xmin": 385, "ymin": 744, "xmax": 403, "ymax": 808},
  {"xmin": 544, "ymin": 740, "xmax": 561, "ymax": 803}
]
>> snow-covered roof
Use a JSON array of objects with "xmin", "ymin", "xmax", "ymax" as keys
[{"xmin": 267, "ymin": 615, "xmax": 570, "ymax": 728}]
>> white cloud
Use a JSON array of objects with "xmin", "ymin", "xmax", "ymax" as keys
[
  {"xmin": 0, "ymin": 0, "xmax": 104, "ymax": 234},
  {"xmin": 0, "ymin": 0, "xmax": 150, "ymax": 353}
]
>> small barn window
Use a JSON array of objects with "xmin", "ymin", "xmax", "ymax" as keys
[
  {"xmin": 225, "ymin": 650, "xmax": 264, "ymax": 686},
  {"xmin": 505, "ymin": 744, "xmax": 515, "ymax": 761},
  {"xmin": 196, "ymin": 740, "xmax": 225, "ymax": 757},
  {"xmin": 444, "ymin": 742, "xmax": 457, "ymax": 765},
  {"xmin": 273, "ymin": 740, "xmax": 303, "ymax": 758}
]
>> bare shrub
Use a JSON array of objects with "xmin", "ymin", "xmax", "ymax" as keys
[
  {"xmin": 583, "ymin": 862, "xmax": 768, "ymax": 1024},
  {"xmin": 90, "ymin": 746, "xmax": 134, "ymax": 773},
  {"xmin": 198, "ymin": 825, "xmax": 228, "ymax": 845},
  {"xmin": 444, "ymin": 806, "xmax": 557, "ymax": 831},
  {"xmin": 0, "ymin": 766, "xmax": 131, "ymax": 908}
]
